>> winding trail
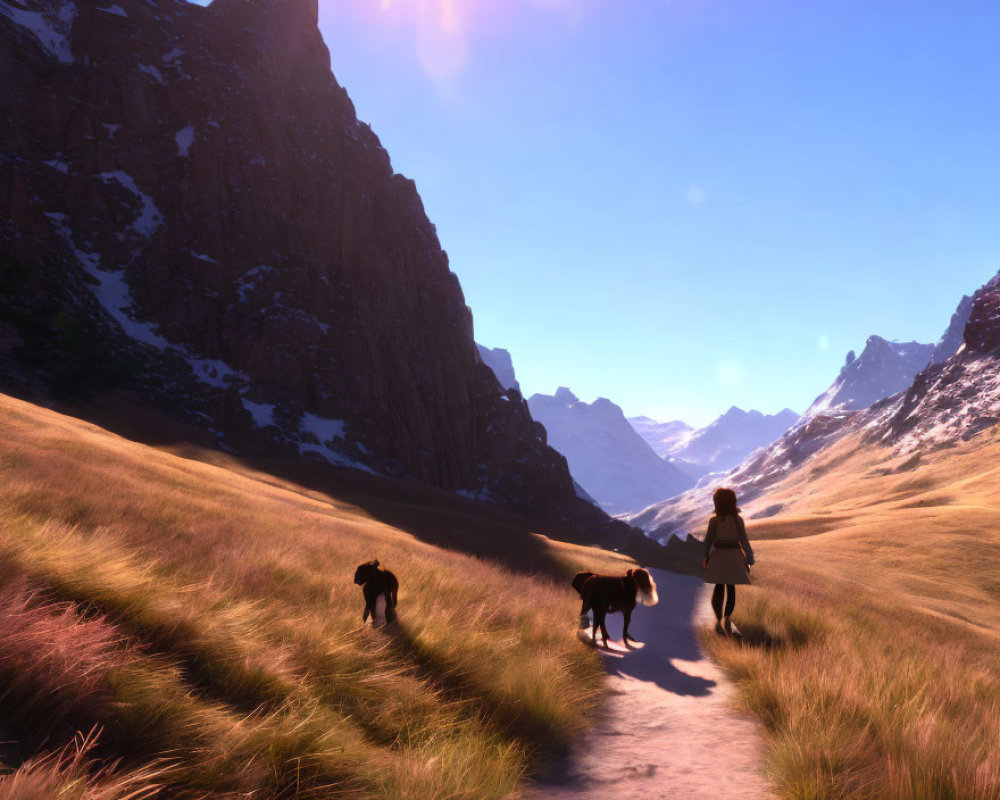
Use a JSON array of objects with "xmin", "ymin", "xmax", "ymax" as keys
[{"xmin": 530, "ymin": 570, "xmax": 774, "ymax": 799}]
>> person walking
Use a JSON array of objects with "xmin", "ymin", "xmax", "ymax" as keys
[{"xmin": 702, "ymin": 487, "xmax": 754, "ymax": 634}]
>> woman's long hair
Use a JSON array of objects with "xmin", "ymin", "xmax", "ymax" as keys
[{"xmin": 713, "ymin": 487, "xmax": 741, "ymax": 517}]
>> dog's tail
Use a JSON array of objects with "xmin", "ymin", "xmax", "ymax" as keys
[{"xmin": 634, "ymin": 568, "xmax": 659, "ymax": 607}]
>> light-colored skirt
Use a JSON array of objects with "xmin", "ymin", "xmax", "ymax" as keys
[{"xmin": 703, "ymin": 548, "xmax": 751, "ymax": 585}]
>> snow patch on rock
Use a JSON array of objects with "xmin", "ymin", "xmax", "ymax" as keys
[
  {"xmin": 298, "ymin": 412, "xmax": 373, "ymax": 471},
  {"xmin": 137, "ymin": 63, "xmax": 166, "ymax": 85},
  {"xmin": 46, "ymin": 212, "xmax": 256, "ymax": 394},
  {"xmin": 46, "ymin": 211, "xmax": 170, "ymax": 351},
  {"xmin": 0, "ymin": 0, "xmax": 76, "ymax": 64},
  {"xmin": 236, "ymin": 265, "xmax": 274, "ymax": 301},
  {"xmin": 301, "ymin": 412, "xmax": 346, "ymax": 445},
  {"xmin": 241, "ymin": 398, "xmax": 276, "ymax": 429},
  {"xmin": 174, "ymin": 125, "xmax": 195, "ymax": 157},
  {"xmin": 99, "ymin": 171, "xmax": 163, "ymax": 237},
  {"xmin": 186, "ymin": 357, "xmax": 245, "ymax": 389}
]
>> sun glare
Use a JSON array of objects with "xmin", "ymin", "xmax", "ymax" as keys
[
  {"xmin": 417, "ymin": 0, "xmax": 467, "ymax": 81},
  {"xmin": 336, "ymin": 0, "xmax": 581, "ymax": 83}
]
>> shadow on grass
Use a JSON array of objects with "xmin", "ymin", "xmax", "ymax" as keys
[
  {"xmin": 596, "ymin": 570, "xmax": 717, "ymax": 697},
  {"xmin": 56, "ymin": 394, "xmax": 676, "ymax": 581},
  {"xmin": 0, "ymin": 578, "xmax": 377, "ymax": 800},
  {"xmin": 381, "ymin": 619, "xmax": 573, "ymax": 756},
  {"xmin": 722, "ymin": 619, "xmax": 813, "ymax": 652}
]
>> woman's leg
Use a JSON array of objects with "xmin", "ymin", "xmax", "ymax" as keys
[
  {"xmin": 724, "ymin": 584, "xmax": 736, "ymax": 617},
  {"xmin": 711, "ymin": 584, "xmax": 725, "ymax": 620}
]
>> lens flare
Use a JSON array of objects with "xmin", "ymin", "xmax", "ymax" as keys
[
  {"xmin": 416, "ymin": 0, "xmax": 468, "ymax": 81},
  {"xmin": 329, "ymin": 0, "xmax": 583, "ymax": 84}
]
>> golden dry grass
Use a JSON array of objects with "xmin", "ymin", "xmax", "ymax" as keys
[
  {"xmin": 0, "ymin": 393, "xmax": 630, "ymax": 799},
  {"xmin": 0, "ymin": 731, "xmax": 167, "ymax": 800},
  {"xmin": 702, "ymin": 427, "xmax": 1000, "ymax": 799}
]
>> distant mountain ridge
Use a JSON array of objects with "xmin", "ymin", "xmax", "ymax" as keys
[
  {"xmin": 628, "ymin": 406, "xmax": 799, "ymax": 480},
  {"xmin": 672, "ymin": 406, "xmax": 800, "ymax": 474},
  {"xmin": 627, "ymin": 416, "xmax": 693, "ymax": 458},
  {"xmin": 805, "ymin": 336, "xmax": 934, "ymax": 417},
  {"xmin": 865, "ymin": 276, "xmax": 1000, "ymax": 452},
  {"xmin": 804, "ymin": 298, "xmax": 973, "ymax": 420},
  {"xmin": 528, "ymin": 388, "xmax": 694, "ymax": 515},
  {"xmin": 628, "ymin": 282, "xmax": 991, "ymax": 542}
]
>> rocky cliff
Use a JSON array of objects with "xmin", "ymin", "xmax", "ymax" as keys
[
  {"xmin": 865, "ymin": 272, "xmax": 1000, "ymax": 452},
  {"xmin": 929, "ymin": 294, "xmax": 973, "ymax": 365},
  {"xmin": 0, "ymin": 0, "xmax": 615, "ymax": 528},
  {"xmin": 804, "ymin": 335, "xmax": 934, "ymax": 417},
  {"xmin": 476, "ymin": 344, "xmax": 520, "ymax": 392}
]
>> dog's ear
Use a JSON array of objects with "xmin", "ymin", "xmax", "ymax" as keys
[
  {"xmin": 373, "ymin": 559, "xmax": 379, "ymax": 567},
  {"xmin": 626, "ymin": 568, "xmax": 634, "ymax": 578}
]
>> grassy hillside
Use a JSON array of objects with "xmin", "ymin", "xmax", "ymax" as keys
[
  {"xmin": 0, "ymin": 392, "xmax": 632, "ymax": 799},
  {"xmin": 702, "ymin": 428, "xmax": 1000, "ymax": 799}
]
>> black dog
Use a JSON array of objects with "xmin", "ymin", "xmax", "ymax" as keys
[
  {"xmin": 572, "ymin": 568, "xmax": 658, "ymax": 648},
  {"xmin": 353, "ymin": 560, "xmax": 399, "ymax": 626}
]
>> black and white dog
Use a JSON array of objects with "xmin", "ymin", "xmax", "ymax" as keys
[
  {"xmin": 572, "ymin": 568, "xmax": 658, "ymax": 648},
  {"xmin": 353, "ymin": 559, "xmax": 399, "ymax": 626}
]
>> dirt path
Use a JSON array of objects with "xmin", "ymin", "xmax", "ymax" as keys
[{"xmin": 529, "ymin": 570, "xmax": 774, "ymax": 799}]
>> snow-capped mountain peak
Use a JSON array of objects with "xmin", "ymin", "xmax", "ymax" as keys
[
  {"xmin": 804, "ymin": 335, "xmax": 934, "ymax": 417},
  {"xmin": 528, "ymin": 389, "xmax": 693, "ymax": 515},
  {"xmin": 627, "ymin": 416, "xmax": 694, "ymax": 459},
  {"xmin": 630, "ymin": 406, "xmax": 799, "ymax": 479}
]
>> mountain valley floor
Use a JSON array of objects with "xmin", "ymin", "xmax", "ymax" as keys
[
  {"xmin": 0, "ymin": 391, "xmax": 632, "ymax": 799},
  {"xmin": 701, "ymin": 429, "xmax": 1000, "ymax": 799}
]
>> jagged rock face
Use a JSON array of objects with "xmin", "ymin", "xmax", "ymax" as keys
[
  {"xmin": 864, "ymin": 271, "xmax": 1000, "ymax": 452},
  {"xmin": 800, "ymin": 292, "xmax": 973, "ymax": 427},
  {"xmin": 476, "ymin": 344, "xmax": 519, "ymax": 392},
  {"xmin": 931, "ymin": 294, "xmax": 973, "ymax": 364},
  {"xmin": 962, "ymin": 276, "xmax": 1000, "ymax": 354},
  {"xmin": 806, "ymin": 335, "xmax": 934, "ymax": 416},
  {"xmin": 0, "ymin": 0, "xmax": 587, "ymax": 516}
]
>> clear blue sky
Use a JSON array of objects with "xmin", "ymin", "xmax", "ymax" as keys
[{"xmin": 317, "ymin": 0, "xmax": 999, "ymax": 426}]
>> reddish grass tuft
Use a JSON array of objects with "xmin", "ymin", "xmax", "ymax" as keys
[
  {"xmin": 0, "ymin": 730, "xmax": 166, "ymax": 800},
  {"xmin": 0, "ymin": 576, "xmax": 136, "ymax": 740}
]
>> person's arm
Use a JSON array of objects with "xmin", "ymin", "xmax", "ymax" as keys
[
  {"xmin": 703, "ymin": 517, "xmax": 717, "ymax": 566},
  {"xmin": 737, "ymin": 516, "xmax": 754, "ymax": 566}
]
